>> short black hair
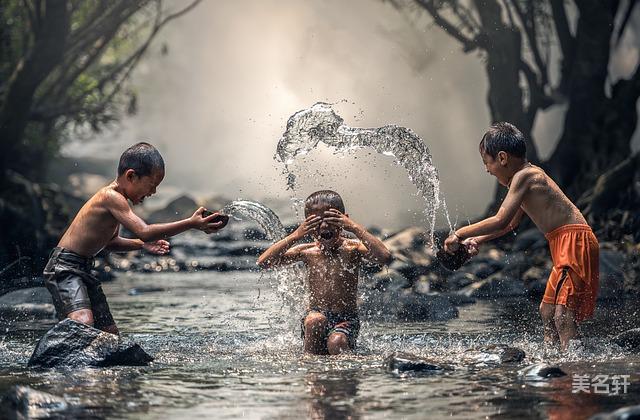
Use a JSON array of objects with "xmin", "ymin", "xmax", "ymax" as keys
[
  {"xmin": 304, "ymin": 190, "xmax": 345, "ymax": 215},
  {"xmin": 117, "ymin": 142, "xmax": 165, "ymax": 177},
  {"xmin": 479, "ymin": 122, "xmax": 526, "ymax": 159}
]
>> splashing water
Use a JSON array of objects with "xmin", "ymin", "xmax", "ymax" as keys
[
  {"xmin": 275, "ymin": 102, "xmax": 453, "ymax": 245},
  {"xmin": 221, "ymin": 200, "xmax": 307, "ymax": 321},
  {"xmin": 222, "ymin": 200, "xmax": 287, "ymax": 242}
]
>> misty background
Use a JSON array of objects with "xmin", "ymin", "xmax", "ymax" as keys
[{"xmin": 61, "ymin": 0, "xmax": 640, "ymax": 231}]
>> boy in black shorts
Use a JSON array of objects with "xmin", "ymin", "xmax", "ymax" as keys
[
  {"xmin": 44, "ymin": 142, "xmax": 227, "ymax": 334},
  {"xmin": 258, "ymin": 190, "xmax": 392, "ymax": 354}
]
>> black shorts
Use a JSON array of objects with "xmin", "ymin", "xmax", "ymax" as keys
[
  {"xmin": 43, "ymin": 247, "xmax": 115, "ymax": 329},
  {"xmin": 301, "ymin": 308, "xmax": 360, "ymax": 349}
]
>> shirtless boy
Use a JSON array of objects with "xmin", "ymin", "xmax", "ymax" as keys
[
  {"xmin": 44, "ymin": 142, "xmax": 226, "ymax": 335},
  {"xmin": 444, "ymin": 123, "xmax": 599, "ymax": 350},
  {"xmin": 257, "ymin": 190, "xmax": 392, "ymax": 355}
]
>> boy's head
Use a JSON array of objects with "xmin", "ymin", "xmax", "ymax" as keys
[
  {"xmin": 479, "ymin": 122, "xmax": 527, "ymax": 186},
  {"xmin": 304, "ymin": 190, "xmax": 345, "ymax": 244},
  {"xmin": 117, "ymin": 142, "xmax": 165, "ymax": 204}
]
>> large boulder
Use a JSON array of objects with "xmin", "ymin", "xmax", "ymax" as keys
[
  {"xmin": 28, "ymin": 318, "xmax": 153, "ymax": 368},
  {"xmin": 384, "ymin": 352, "xmax": 452, "ymax": 374},
  {"xmin": 0, "ymin": 386, "xmax": 70, "ymax": 420}
]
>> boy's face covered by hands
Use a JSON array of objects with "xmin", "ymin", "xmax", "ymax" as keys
[{"xmin": 304, "ymin": 203, "xmax": 348, "ymax": 247}]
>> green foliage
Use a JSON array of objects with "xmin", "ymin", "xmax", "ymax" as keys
[{"xmin": 0, "ymin": 0, "xmax": 201, "ymax": 180}]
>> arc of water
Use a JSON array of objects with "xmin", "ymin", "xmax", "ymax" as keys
[
  {"xmin": 275, "ymin": 102, "xmax": 451, "ymax": 246},
  {"xmin": 221, "ymin": 200, "xmax": 306, "ymax": 317}
]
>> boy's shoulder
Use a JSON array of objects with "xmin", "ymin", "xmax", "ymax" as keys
[
  {"xmin": 511, "ymin": 164, "xmax": 547, "ymax": 189},
  {"xmin": 90, "ymin": 184, "xmax": 128, "ymax": 206},
  {"xmin": 289, "ymin": 242, "xmax": 318, "ymax": 253}
]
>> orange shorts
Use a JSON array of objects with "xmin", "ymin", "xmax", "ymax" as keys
[{"xmin": 542, "ymin": 224, "xmax": 599, "ymax": 322}]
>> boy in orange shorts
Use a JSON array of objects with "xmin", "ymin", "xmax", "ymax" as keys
[{"xmin": 444, "ymin": 122, "xmax": 599, "ymax": 351}]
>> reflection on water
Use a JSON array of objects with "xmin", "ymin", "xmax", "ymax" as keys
[{"xmin": 0, "ymin": 270, "xmax": 638, "ymax": 419}]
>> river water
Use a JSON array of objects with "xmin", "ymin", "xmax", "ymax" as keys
[{"xmin": 1, "ymin": 270, "xmax": 639, "ymax": 419}]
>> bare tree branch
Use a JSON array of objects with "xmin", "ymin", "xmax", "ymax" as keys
[
  {"xmin": 510, "ymin": 0, "xmax": 549, "ymax": 87},
  {"xmin": 414, "ymin": 0, "xmax": 479, "ymax": 52},
  {"xmin": 615, "ymin": 0, "xmax": 637, "ymax": 47},
  {"xmin": 549, "ymin": 0, "xmax": 574, "ymax": 57},
  {"xmin": 31, "ymin": 0, "xmax": 203, "ymax": 124}
]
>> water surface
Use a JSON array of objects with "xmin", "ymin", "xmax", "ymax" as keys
[{"xmin": 1, "ymin": 270, "xmax": 638, "ymax": 419}]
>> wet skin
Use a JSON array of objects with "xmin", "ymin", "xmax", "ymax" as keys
[
  {"xmin": 57, "ymin": 168, "xmax": 226, "ymax": 334},
  {"xmin": 444, "ymin": 150, "xmax": 590, "ymax": 351},
  {"xmin": 257, "ymin": 203, "xmax": 392, "ymax": 354}
]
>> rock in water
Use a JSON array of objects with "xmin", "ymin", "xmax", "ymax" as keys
[
  {"xmin": 590, "ymin": 405, "xmax": 640, "ymax": 420},
  {"xmin": 436, "ymin": 245, "xmax": 471, "ymax": 271},
  {"xmin": 519, "ymin": 363, "xmax": 567, "ymax": 380},
  {"xmin": 0, "ymin": 386, "xmax": 68, "ymax": 419},
  {"xmin": 463, "ymin": 344, "xmax": 526, "ymax": 364},
  {"xmin": 385, "ymin": 352, "xmax": 451, "ymax": 374},
  {"xmin": 28, "ymin": 318, "xmax": 153, "ymax": 368},
  {"xmin": 613, "ymin": 328, "xmax": 640, "ymax": 351}
]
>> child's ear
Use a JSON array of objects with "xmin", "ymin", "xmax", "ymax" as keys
[
  {"xmin": 125, "ymin": 169, "xmax": 137, "ymax": 181},
  {"xmin": 497, "ymin": 151, "xmax": 508, "ymax": 165}
]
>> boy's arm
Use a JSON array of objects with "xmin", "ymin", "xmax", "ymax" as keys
[
  {"xmin": 445, "ymin": 170, "xmax": 530, "ymax": 252},
  {"xmin": 105, "ymin": 234, "xmax": 170, "ymax": 255},
  {"xmin": 105, "ymin": 190, "xmax": 224, "ymax": 242},
  {"xmin": 472, "ymin": 208, "xmax": 524, "ymax": 244},
  {"xmin": 257, "ymin": 215, "xmax": 321, "ymax": 268},
  {"xmin": 323, "ymin": 209, "xmax": 393, "ymax": 265},
  {"xmin": 105, "ymin": 235, "xmax": 144, "ymax": 252}
]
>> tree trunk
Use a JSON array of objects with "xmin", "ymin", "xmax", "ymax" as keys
[
  {"xmin": 546, "ymin": 1, "xmax": 625, "ymax": 197},
  {"xmin": 472, "ymin": 0, "xmax": 540, "ymax": 214},
  {"xmin": 0, "ymin": 0, "xmax": 70, "ymax": 178}
]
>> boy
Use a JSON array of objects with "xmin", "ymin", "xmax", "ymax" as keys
[
  {"xmin": 444, "ymin": 123, "xmax": 599, "ymax": 351},
  {"xmin": 257, "ymin": 190, "xmax": 392, "ymax": 355},
  {"xmin": 44, "ymin": 142, "xmax": 226, "ymax": 335}
]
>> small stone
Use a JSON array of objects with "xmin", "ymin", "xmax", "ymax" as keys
[
  {"xmin": 519, "ymin": 363, "xmax": 567, "ymax": 380},
  {"xmin": 384, "ymin": 352, "xmax": 451, "ymax": 374},
  {"xmin": 0, "ymin": 386, "xmax": 69, "ymax": 419}
]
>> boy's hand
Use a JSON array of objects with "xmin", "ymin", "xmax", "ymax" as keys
[
  {"xmin": 291, "ymin": 215, "xmax": 322, "ymax": 241},
  {"xmin": 191, "ymin": 207, "xmax": 226, "ymax": 233},
  {"xmin": 444, "ymin": 233, "xmax": 460, "ymax": 254},
  {"xmin": 462, "ymin": 238, "xmax": 479, "ymax": 256},
  {"xmin": 143, "ymin": 240, "xmax": 170, "ymax": 255},
  {"xmin": 323, "ymin": 209, "xmax": 358, "ymax": 232}
]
